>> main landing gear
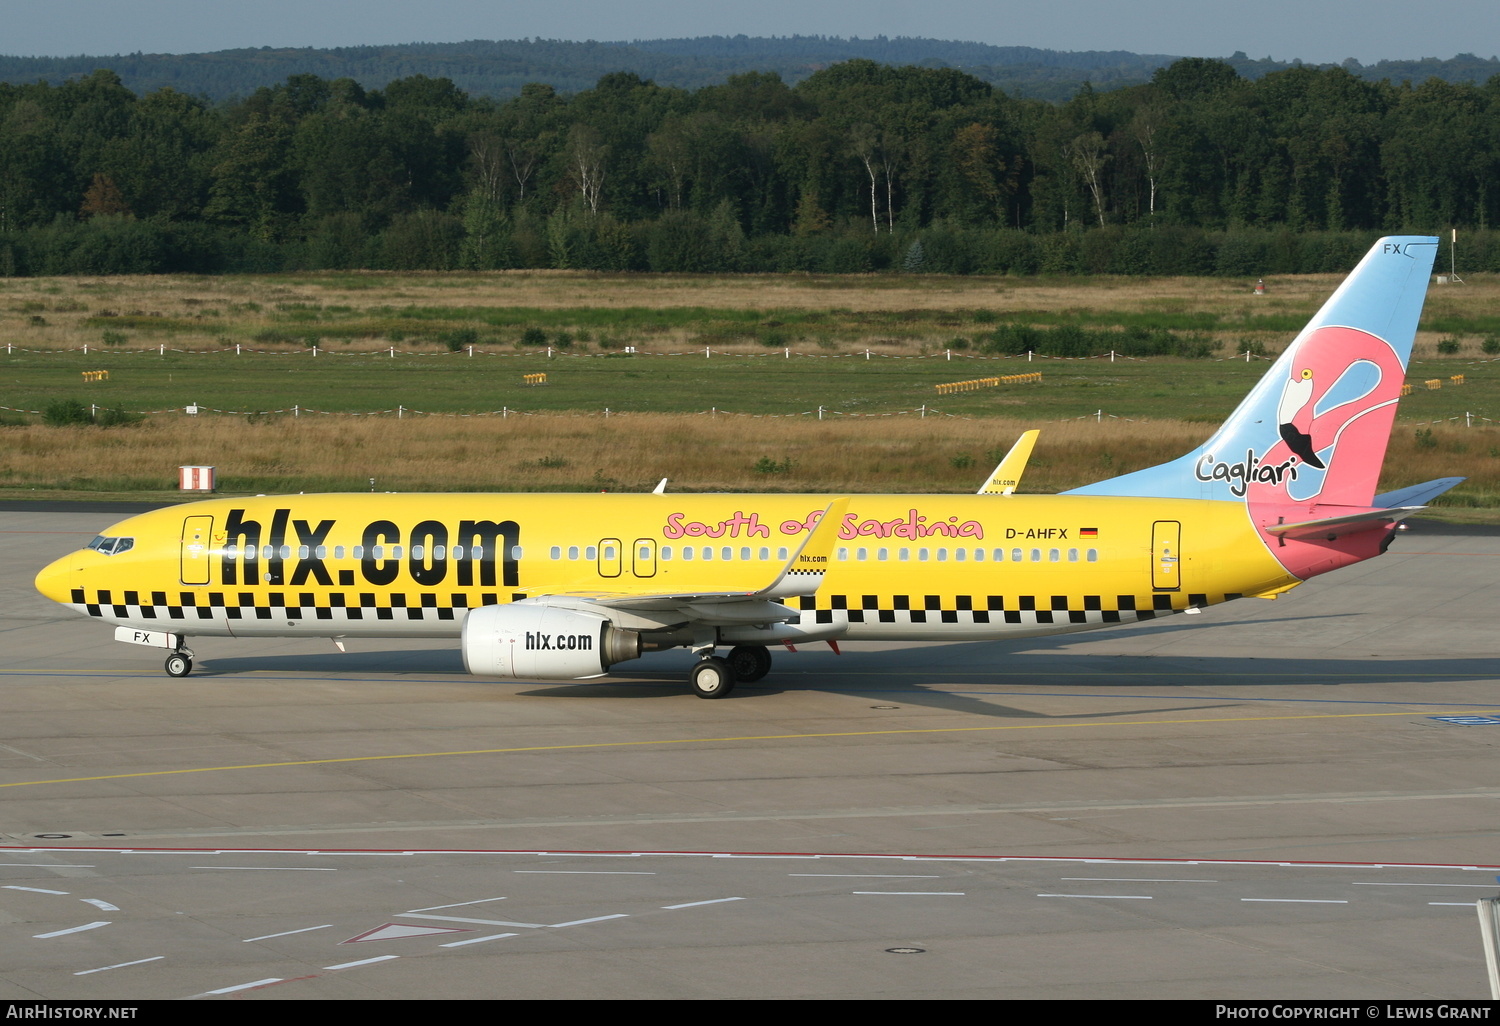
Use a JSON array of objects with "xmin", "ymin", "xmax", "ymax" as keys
[
  {"xmin": 688, "ymin": 645, "xmax": 772, "ymax": 699},
  {"xmin": 725, "ymin": 644, "xmax": 772, "ymax": 683},
  {"xmin": 689, "ymin": 657, "xmax": 734, "ymax": 698},
  {"xmin": 164, "ymin": 646, "xmax": 195, "ymax": 678}
]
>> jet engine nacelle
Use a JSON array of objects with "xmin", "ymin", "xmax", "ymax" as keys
[{"xmin": 461, "ymin": 603, "xmax": 641, "ymax": 679}]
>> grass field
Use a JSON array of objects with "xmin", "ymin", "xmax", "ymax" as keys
[
  {"xmin": 3, "ymin": 345, "xmax": 1496, "ymax": 422},
  {"xmin": 1, "ymin": 345, "xmax": 1289, "ymax": 418},
  {"xmin": 3, "ymin": 269, "xmax": 1499, "ymax": 513}
]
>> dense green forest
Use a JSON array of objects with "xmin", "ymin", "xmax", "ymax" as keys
[
  {"xmin": 4, "ymin": 56, "xmax": 1500, "ymax": 277},
  {"xmin": 0, "ymin": 37, "xmax": 1186, "ymax": 103}
]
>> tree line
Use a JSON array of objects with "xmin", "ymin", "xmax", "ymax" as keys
[
  {"xmin": 3, "ymin": 57, "xmax": 1500, "ymax": 277},
  {"xmin": 4, "ymin": 37, "xmax": 1495, "ymax": 106},
  {"xmin": 0, "ymin": 37, "xmax": 1184, "ymax": 104}
]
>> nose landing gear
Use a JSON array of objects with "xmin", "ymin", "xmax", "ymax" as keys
[{"xmin": 164, "ymin": 647, "xmax": 195, "ymax": 677}]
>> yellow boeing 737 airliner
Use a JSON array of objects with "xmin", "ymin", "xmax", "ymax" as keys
[{"xmin": 35, "ymin": 236, "xmax": 1458, "ymax": 697}]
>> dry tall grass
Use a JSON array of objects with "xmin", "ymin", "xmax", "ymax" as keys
[
  {"xmin": 4, "ymin": 413, "xmax": 1493, "ymax": 502},
  {"xmin": 0, "ymin": 414, "xmax": 1203, "ymax": 493},
  {"xmin": 1, "ymin": 268, "xmax": 1301, "ymax": 318},
  {"xmin": 6, "ymin": 271, "xmax": 1496, "ymax": 358}
]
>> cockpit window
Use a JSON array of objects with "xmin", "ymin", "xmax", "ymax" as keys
[{"xmin": 86, "ymin": 535, "xmax": 134, "ymax": 555}]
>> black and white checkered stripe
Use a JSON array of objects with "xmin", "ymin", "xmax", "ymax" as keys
[
  {"xmin": 71, "ymin": 588, "xmax": 517, "ymax": 624},
  {"xmin": 800, "ymin": 591, "xmax": 1228, "ymax": 627},
  {"xmin": 69, "ymin": 586, "xmax": 1230, "ymax": 634}
]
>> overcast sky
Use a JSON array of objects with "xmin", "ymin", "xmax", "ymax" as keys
[{"xmin": 2, "ymin": 0, "xmax": 1496, "ymax": 65}]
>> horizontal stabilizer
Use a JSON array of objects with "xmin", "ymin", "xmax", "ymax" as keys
[
  {"xmin": 1372, "ymin": 477, "xmax": 1464, "ymax": 509},
  {"xmin": 1264, "ymin": 505, "xmax": 1423, "ymax": 540}
]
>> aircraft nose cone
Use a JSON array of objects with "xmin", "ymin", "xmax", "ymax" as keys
[{"xmin": 34, "ymin": 554, "xmax": 77, "ymax": 604}]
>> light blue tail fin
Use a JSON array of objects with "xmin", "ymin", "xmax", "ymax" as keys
[{"xmin": 1065, "ymin": 235, "xmax": 1439, "ymax": 506}]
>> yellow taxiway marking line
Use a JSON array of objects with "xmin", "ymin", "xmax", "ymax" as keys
[
  {"xmin": 3, "ymin": 707, "xmax": 1497, "ymax": 790},
  {"xmin": 2, "ymin": 670, "xmax": 1491, "ymax": 679}
]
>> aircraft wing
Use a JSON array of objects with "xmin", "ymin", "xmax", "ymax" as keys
[
  {"xmin": 535, "ymin": 593, "xmax": 800, "ymax": 626},
  {"xmin": 519, "ymin": 498, "xmax": 850, "ymax": 626}
]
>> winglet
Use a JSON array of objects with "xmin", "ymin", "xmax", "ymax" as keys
[
  {"xmin": 756, "ymin": 498, "xmax": 850, "ymax": 599},
  {"xmin": 978, "ymin": 430, "xmax": 1039, "ymax": 495},
  {"xmin": 652, "ymin": 478, "xmax": 668, "ymax": 494}
]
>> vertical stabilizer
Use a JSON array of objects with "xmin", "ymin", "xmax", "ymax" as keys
[{"xmin": 1066, "ymin": 236, "xmax": 1438, "ymax": 506}]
